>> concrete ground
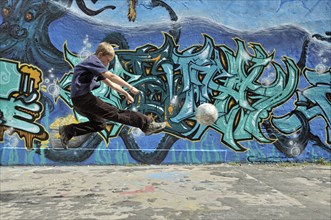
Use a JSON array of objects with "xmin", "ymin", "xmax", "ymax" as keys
[{"xmin": 0, "ymin": 164, "xmax": 330, "ymax": 220}]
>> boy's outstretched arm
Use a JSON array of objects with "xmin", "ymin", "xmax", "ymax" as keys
[
  {"xmin": 101, "ymin": 71, "xmax": 140, "ymax": 94},
  {"xmin": 102, "ymin": 78, "xmax": 134, "ymax": 104}
]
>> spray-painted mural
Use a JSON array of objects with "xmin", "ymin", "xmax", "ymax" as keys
[{"xmin": 0, "ymin": 0, "xmax": 330, "ymax": 165}]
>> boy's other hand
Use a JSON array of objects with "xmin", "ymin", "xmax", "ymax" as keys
[{"xmin": 125, "ymin": 93, "xmax": 134, "ymax": 104}]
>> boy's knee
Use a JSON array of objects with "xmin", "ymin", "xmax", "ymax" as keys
[{"xmin": 93, "ymin": 120, "xmax": 107, "ymax": 131}]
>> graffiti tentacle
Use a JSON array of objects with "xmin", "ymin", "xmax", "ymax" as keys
[{"xmin": 120, "ymin": 127, "xmax": 178, "ymax": 164}]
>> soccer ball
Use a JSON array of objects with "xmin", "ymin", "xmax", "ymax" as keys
[{"xmin": 195, "ymin": 103, "xmax": 218, "ymax": 126}]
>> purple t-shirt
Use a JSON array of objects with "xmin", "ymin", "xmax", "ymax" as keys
[{"xmin": 71, "ymin": 55, "xmax": 107, "ymax": 98}]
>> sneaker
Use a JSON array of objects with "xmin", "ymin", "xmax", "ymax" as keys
[
  {"xmin": 144, "ymin": 122, "xmax": 166, "ymax": 136},
  {"xmin": 59, "ymin": 126, "xmax": 69, "ymax": 149}
]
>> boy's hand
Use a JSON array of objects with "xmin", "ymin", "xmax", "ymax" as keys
[
  {"xmin": 125, "ymin": 93, "xmax": 134, "ymax": 104},
  {"xmin": 129, "ymin": 86, "xmax": 140, "ymax": 95}
]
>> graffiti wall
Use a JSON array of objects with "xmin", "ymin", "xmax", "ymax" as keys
[{"xmin": 0, "ymin": 0, "xmax": 330, "ymax": 165}]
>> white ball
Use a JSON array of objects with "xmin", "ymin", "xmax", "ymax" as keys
[{"xmin": 195, "ymin": 103, "xmax": 218, "ymax": 126}]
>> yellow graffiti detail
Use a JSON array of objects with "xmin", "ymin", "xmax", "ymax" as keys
[
  {"xmin": 151, "ymin": 54, "xmax": 161, "ymax": 62},
  {"xmin": 20, "ymin": 64, "xmax": 42, "ymax": 89},
  {"xmin": 168, "ymin": 105, "xmax": 174, "ymax": 115},
  {"xmin": 50, "ymin": 114, "xmax": 79, "ymax": 129}
]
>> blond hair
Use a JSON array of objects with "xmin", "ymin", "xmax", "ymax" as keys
[{"xmin": 95, "ymin": 42, "xmax": 115, "ymax": 59}]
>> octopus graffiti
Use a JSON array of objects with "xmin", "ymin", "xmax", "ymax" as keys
[{"xmin": 0, "ymin": 0, "xmax": 330, "ymax": 165}]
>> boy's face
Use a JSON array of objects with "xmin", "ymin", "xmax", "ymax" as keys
[{"xmin": 97, "ymin": 52, "xmax": 113, "ymax": 67}]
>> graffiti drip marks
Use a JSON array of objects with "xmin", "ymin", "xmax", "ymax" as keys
[{"xmin": 0, "ymin": 59, "xmax": 49, "ymax": 149}]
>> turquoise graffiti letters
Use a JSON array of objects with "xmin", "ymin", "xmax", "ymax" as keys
[{"xmin": 58, "ymin": 34, "xmax": 300, "ymax": 151}]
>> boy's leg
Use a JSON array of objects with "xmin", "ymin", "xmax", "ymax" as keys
[
  {"xmin": 91, "ymin": 96, "xmax": 166, "ymax": 134},
  {"xmin": 64, "ymin": 116, "xmax": 106, "ymax": 139},
  {"xmin": 60, "ymin": 93, "xmax": 167, "ymax": 149},
  {"xmin": 91, "ymin": 96, "xmax": 151, "ymax": 131},
  {"xmin": 59, "ymin": 108, "xmax": 106, "ymax": 149},
  {"xmin": 62, "ymin": 93, "xmax": 151, "ymax": 136}
]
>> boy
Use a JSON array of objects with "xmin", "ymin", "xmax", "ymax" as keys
[{"xmin": 59, "ymin": 42, "xmax": 166, "ymax": 149}]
